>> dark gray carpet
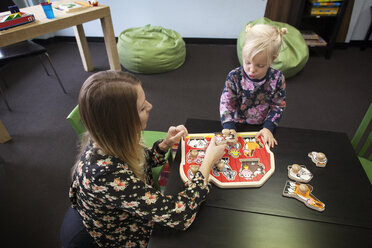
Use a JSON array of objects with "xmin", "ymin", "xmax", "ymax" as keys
[{"xmin": 0, "ymin": 40, "xmax": 371, "ymax": 247}]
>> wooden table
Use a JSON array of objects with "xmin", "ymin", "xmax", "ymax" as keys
[
  {"xmin": 148, "ymin": 118, "xmax": 372, "ymax": 248},
  {"xmin": 0, "ymin": 0, "xmax": 120, "ymax": 72}
]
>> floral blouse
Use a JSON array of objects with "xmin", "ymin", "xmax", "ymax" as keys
[
  {"xmin": 220, "ymin": 66, "xmax": 286, "ymax": 132},
  {"xmin": 69, "ymin": 141, "xmax": 210, "ymax": 247}
]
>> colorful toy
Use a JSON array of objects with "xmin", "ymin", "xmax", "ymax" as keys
[
  {"xmin": 89, "ymin": 0, "xmax": 99, "ymax": 6},
  {"xmin": 283, "ymin": 180, "xmax": 325, "ymax": 212},
  {"xmin": 180, "ymin": 132, "xmax": 275, "ymax": 188},
  {"xmin": 287, "ymin": 164, "xmax": 313, "ymax": 183},
  {"xmin": 0, "ymin": 12, "xmax": 35, "ymax": 31},
  {"xmin": 308, "ymin": 151, "xmax": 327, "ymax": 167}
]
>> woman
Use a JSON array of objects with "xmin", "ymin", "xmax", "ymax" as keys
[{"xmin": 62, "ymin": 71, "xmax": 226, "ymax": 247}]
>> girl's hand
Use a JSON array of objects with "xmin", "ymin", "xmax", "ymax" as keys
[
  {"xmin": 227, "ymin": 129, "xmax": 238, "ymax": 145},
  {"xmin": 255, "ymin": 128, "xmax": 278, "ymax": 148},
  {"xmin": 158, "ymin": 125, "xmax": 188, "ymax": 152}
]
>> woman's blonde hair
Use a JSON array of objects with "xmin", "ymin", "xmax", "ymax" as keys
[
  {"xmin": 242, "ymin": 23, "xmax": 288, "ymax": 65},
  {"xmin": 78, "ymin": 70, "xmax": 145, "ymax": 180}
]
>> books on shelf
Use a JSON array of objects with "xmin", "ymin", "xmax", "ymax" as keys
[
  {"xmin": 308, "ymin": 0, "xmax": 342, "ymax": 16},
  {"xmin": 309, "ymin": 0, "xmax": 342, "ymax": 2},
  {"xmin": 310, "ymin": 7, "xmax": 339, "ymax": 15},
  {"xmin": 312, "ymin": 2, "xmax": 341, "ymax": 6},
  {"xmin": 301, "ymin": 31, "xmax": 327, "ymax": 47},
  {"xmin": 305, "ymin": 37, "xmax": 327, "ymax": 47},
  {"xmin": 54, "ymin": 2, "xmax": 91, "ymax": 13},
  {"xmin": 301, "ymin": 30, "xmax": 320, "ymax": 40}
]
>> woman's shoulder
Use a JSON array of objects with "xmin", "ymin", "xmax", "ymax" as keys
[{"xmin": 80, "ymin": 144, "xmax": 132, "ymax": 177}]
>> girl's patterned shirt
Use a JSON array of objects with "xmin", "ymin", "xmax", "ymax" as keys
[
  {"xmin": 220, "ymin": 66, "xmax": 286, "ymax": 132},
  {"xmin": 69, "ymin": 141, "xmax": 210, "ymax": 247}
]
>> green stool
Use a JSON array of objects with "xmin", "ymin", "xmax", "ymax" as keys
[
  {"xmin": 351, "ymin": 103, "xmax": 372, "ymax": 184},
  {"xmin": 66, "ymin": 105, "xmax": 85, "ymax": 139}
]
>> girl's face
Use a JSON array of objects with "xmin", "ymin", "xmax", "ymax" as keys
[
  {"xmin": 243, "ymin": 51, "xmax": 270, "ymax": 80},
  {"xmin": 136, "ymin": 85, "xmax": 153, "ymax": 130}
]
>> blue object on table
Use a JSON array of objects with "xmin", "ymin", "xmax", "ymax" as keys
[
  {"xmin": 41, "ymin": 3, "xmax": 54, "ymax": 19},
  {"xmin": 8, "ymin": 5, "xmax": 20, "ymax": 13}
]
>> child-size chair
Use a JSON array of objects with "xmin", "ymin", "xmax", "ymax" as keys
[
  {"xmin": 66, "ymin": 105, "xmax": 170, "ymax": 189},
  {"xmin": 351, "ymin": 103, "xmax": 372, "ymax": 184}
]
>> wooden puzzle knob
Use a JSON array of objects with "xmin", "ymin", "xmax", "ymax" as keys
[
  {"xmin": 190, "ymin": 150, "xmax": 199, "ymax": 159},
  {"xmin": 222, "ymin": 129, "xmax": 230, "ymax": 137},
  {"xmin": 299, "ymin": 184, "xmax": 309, "ymax": 194},
  {"xmin": 291, "ymin": 164, "xmax": 301, "ymax": 173},
  {"xmin": 316, "ymin": 152, "xmax": 325, "ymax": 161},
  {"xmin": 216, "ymin": 161, "xmax": 225, "ymax": 170},
  {"xmin": 190, "ymin": 165, "xmax": 199, "ymax": 175}
]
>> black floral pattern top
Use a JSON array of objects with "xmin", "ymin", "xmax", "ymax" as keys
[{"xmin": 69, "ymin": 141, "xmax": 210, "ymax": 247}]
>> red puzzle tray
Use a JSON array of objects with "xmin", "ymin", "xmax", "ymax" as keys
[
  {"xmin": 0, "ymin": 12, "xmax": 35, "ymax": 31},
  {"xmin": 180, "ymin": 132, "xmax": 275, "ymax": 188}
]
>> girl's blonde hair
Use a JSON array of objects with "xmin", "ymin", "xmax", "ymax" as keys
[
  {"xmin": 242, "ymin": 23, "xmax": 288, "ymax": 65},
  {"xmin": 78, "ymin": 70, "xmax": 145, "ymax": 180}
]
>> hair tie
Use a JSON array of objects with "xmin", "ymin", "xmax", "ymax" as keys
[
  {"xmin": 245, "ymin": 24, "xmax": 253, "ymax": 33},
  {"xmin": 280, "ymin": 27, "xmax": 288, "ymax": 35}
]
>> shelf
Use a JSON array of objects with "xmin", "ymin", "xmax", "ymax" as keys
[
  {"xmin": 298, "ymin": 0, "xmax": 349, "ymax": 59},
  {"xmin": 303, "ymin": 14, "xmax": 339, "ymax": 19}
]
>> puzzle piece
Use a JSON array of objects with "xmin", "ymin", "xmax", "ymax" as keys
[
  {"xmin": 186, "ymin": 149, "xmax": 205, "ymax": 164},
  {"xmin": 215, "ymin": 129, "xmax": 238, "ymax": 145},
  {"xmin": 308, "ymin": 151, "xmax": 327, "ymax": 167},
  {"xmin": 188, "ymin": 164, "xmax": 200, "ymax": 176},
  {"xmin": 243, "ymin": 137, "xmax": 263, "ymax": 157},
  {"xmin": 283, "ymin": 180, "xmax": 325, "ymax": 212},
  {"xmin": 287, "ymin": 164, "xmax": 313, "ymax": 183}
]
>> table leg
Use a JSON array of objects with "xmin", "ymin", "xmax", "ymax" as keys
[
  {"xmin": 100, "ymin": 14, "xmax": 121, "ymax": 71},
  {"xmin": 73, "ymin": 24, "xmax": 94, "ymax": 72}
]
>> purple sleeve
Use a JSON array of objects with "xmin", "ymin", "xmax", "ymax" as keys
[
  {"xmin": 220, "ymin": 71, "xmax": 238, "ymax": 127},
  {"xmin": 264, "ymin": 73, "xmax": 286, "ymax": 132}
]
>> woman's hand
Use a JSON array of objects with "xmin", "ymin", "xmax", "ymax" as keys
[
  {"xmin": 199, "ymin": 135, "xmax": 227, "ymax": 182},
  {"xmin": 255, "ymin": 128, "xmax": 277, "ymax": 148},
  {"xmin": 158, "ymin": 125, "xmax": 188, "ymax": 152}
]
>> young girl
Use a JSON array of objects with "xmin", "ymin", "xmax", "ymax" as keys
[
  {"xmin": 64, "ymin": 71, "xmax": 226, "ymax": 248},
  {"xmin": 220, "ymin": 24, "xmax": 287, "ymax": 148}
]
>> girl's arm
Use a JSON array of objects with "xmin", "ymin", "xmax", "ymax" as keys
[
  {"xmin": 264, "ymin": 73, "xmax": 286, "ymax": 132},
  {"xmin": 220, "ymin": 72, "xmax": 239, "ymax": 130}
]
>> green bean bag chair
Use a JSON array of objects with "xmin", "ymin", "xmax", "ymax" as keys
[
  {"xmin": 237, "ymin": 18, "xmax": 309, "ymax": 78},
  {"xmin": 117, "ymin": 24, "xmax": 186, "ymax": 74}
]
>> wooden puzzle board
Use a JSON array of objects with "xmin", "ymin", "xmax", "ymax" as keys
[{"xmin": 180, "ymin": 132, "xmax": 275, "ymax": 188}]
